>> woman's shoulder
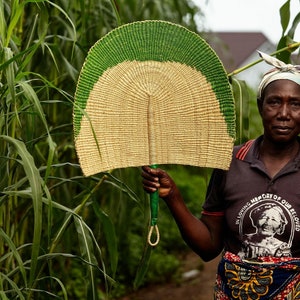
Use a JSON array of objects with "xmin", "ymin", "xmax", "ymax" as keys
[{"xmin": 233, "ymin": 138, "xmax": 258, "ymax": 160}]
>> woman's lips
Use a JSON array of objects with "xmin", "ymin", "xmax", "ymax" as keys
[{"xmin": 273, "ymin": 126, "xmax": 292, "ymax": 134}]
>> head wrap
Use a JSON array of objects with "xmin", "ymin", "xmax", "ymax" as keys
[{"xmin": 257, "ymin": 50, "xmax": 300, "ymax": 98}]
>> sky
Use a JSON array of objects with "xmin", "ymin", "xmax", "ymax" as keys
[{"xmin": 193, "ymin": 0, "xmax": 300, "ymax": 44}]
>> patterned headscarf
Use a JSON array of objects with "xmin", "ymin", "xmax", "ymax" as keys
[{"xmin": 257, "ymin": 51, "xmax": 300, "ymax": 99}]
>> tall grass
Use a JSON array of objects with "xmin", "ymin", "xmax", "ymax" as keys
[
  {"xmin": 0, "ymin": 0, "xmax": 299, "ymax": 299},
  {"xmin": 0, "ymin": 0, "xmax": 203, "ymax": 299}
]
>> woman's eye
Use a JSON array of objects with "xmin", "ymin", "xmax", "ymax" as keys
[
  {"xmin": 291, "ymin": 101, "xmax": 300, "ymax": 108},
  {"xmin": 266, "ymin": 99, "xmax": 280, "ymax": 106}
]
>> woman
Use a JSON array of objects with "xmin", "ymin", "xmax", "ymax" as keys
[{"xmin": 141, "ymin": 52, "xmax": 300, "ymax": 299}]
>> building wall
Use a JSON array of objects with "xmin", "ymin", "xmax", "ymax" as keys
[{"xmin": 235, "ymin": 41, "xmax": 276, "ymax": 91}]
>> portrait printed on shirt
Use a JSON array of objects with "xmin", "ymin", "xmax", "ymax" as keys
[{"xmin": 235, "ymin": 193, "xmax": 300, "ymax": 259}]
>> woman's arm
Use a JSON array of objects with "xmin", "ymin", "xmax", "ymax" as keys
[{"xmin": 141, "ymin": 166, "xmax": 224, "ymax": 261}]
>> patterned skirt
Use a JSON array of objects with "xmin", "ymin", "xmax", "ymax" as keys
[{"xmin": 214, "ymin": 252, "xmax": 300, "ymax": 300}]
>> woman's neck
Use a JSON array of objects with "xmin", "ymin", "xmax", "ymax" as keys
[
  {"xmin": 258, "ymin": 137, "xmax": 300, "ymax": 178},
  {"xmin": 259, "ymin": 137, "xmax": 300, "ymax": 158}
]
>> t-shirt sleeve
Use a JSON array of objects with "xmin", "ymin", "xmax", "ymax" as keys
[{"xmin": 202, "ymin": 168, "xmax": 227, "ymax": 214}]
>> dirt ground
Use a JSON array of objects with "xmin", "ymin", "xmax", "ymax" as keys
[{"xmin": 119, "ymin": 252, "xmax": 220, "ymax": 300}]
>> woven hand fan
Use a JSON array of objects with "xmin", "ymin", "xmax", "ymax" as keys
[{"xmin": 73, "ymin": 20, "xmax": 235, "ymax": 245}]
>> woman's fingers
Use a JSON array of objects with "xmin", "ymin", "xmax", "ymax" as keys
[
  {"xmin": 141, "ymin": 166, "xmax": 160, "ymax": 193},
  {"xmin": 141, "ymin": 166, "xmax": 175, "ymax": 198}
]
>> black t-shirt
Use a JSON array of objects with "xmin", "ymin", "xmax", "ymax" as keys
[{"xmin": 203, "ymin": 137, "xmax": 300, "ymax": 258}]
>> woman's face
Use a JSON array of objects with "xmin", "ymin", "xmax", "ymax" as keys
[
  {"xmin": 259, "ymin": 79, "xmax": 300, "ymax": 144},
  {"xmin": 257, "ymin": 208, "xmax": 282, "ymax": 236}
]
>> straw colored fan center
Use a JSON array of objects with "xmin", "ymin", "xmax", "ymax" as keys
[{"xmin": 75, "ymin": 60, "xmax": 234, "ymax": 176}]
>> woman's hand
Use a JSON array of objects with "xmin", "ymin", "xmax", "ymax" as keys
[
  {"xmin": 142, "ymin": 166, "xmax": 224, "ymax": 260},
  {"xmin": 141, "ymin": 166, "xmax": 176, "ymax": 199}
]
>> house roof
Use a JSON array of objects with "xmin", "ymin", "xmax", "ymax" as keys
[{"xmin": 204, "ymin": 32, "xmax": 269, "ymax": 72}]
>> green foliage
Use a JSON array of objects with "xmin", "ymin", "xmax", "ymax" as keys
[
  {"xmin": 167, "ymin": 165, "xmax": 212, "ymax": 217},
  {"xmin": 0, "ymin": 0, "xmax": 299, "ymax": 299},
  {"xmin": 277, "ymin": 0, "xmax": 300, "ymax": 62},
  {"xmin": 231, "ymin": 78, "xmax": 263, "ymax": 144},
  {"xmin": 0, "ymin": 0, "xmax": 206, "ymax": 298},
  {"xmin": 145, "ymin": 250, "xmax": 181, "ymax": 283}
]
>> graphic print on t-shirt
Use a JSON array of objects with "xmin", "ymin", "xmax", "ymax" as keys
[{"xmin": 235, "ymin": 193, "xmax": 300, "ymax": 259}]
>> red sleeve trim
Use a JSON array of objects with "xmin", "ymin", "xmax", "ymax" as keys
[{"xmin": 201, "ymin": 210, "xmax": 225, "ymax": 217}]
